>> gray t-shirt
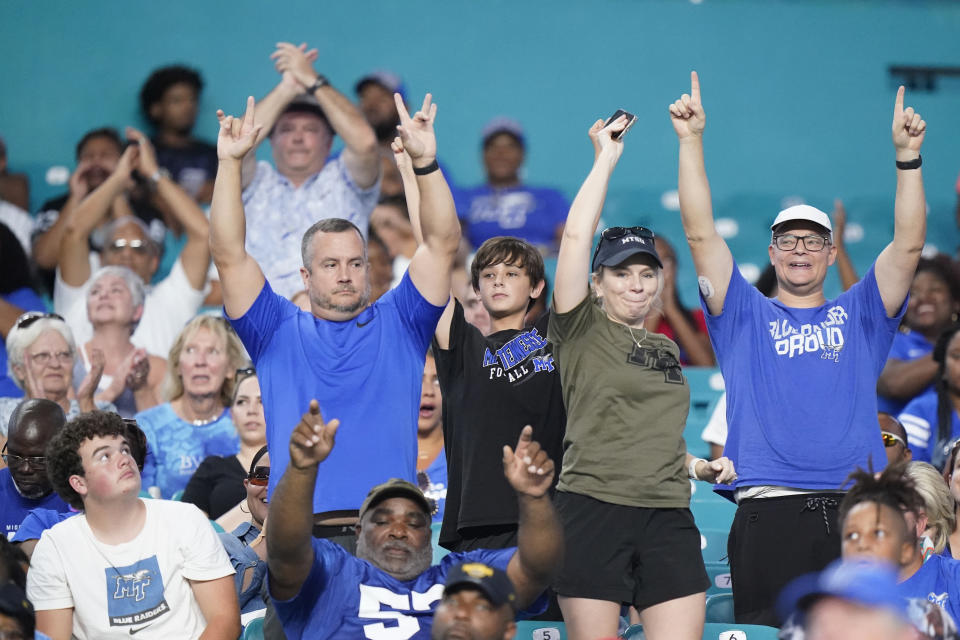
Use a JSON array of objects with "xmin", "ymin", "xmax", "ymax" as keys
[{"xmin": 549, "ymin": 293, "xmax": 690, "ymax": 507}]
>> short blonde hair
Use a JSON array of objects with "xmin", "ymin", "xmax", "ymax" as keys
[
  {"xmin": 906, "ymin": 461, "xmax": 957, "ymax": 554},
  {"xmin": 162, "ymin": 315, "xmax": 250, "ymax": 405}
]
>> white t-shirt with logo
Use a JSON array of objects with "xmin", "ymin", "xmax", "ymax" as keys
[{"xmin": 27, "ymin": 498, "xmax": 233, "ymax": 639}]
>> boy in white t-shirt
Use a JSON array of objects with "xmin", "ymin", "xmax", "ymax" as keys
[{"xmin": 26, "ymin": 411, "xmax": 239, "ymax": 640}]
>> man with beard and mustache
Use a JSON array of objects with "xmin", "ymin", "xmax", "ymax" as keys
[
  {"xmin": 31, "ymin": 128, "xmax": 168, "ymax": 295},
  {"xmin": 233, "ymin": 42, "xmax": 381, "ymax": 300},
  {"xmin": 213, "ymin": 89, "xmax": 460, "ymax": 552},
  {"xmin": 266, "ymin": 402, "xmax": 561, "ymax": 640},
  {"xmin": 140, "ymin": 65, "xmax": 218, "ymax": 204},
  {"xmin": 0, "ymin": 399, "xmax": 70, "ymax": 539}
]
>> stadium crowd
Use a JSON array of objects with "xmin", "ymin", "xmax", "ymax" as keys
[{"xmin": 2, "ymin": 39, "xmax": 960, "ymax": 640}]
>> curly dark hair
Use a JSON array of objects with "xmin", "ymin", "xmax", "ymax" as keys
[
  {"xmin": 75, "ymin": 127, "xmax": 122, "ymax": 161},
  {"xmin": 139, "ymin": 65, "xmax": 203, "ymax": 124},
  {"xmin": 838, "ymin": 462, "xmax": 924, "ymax": 542},
  {"xmin": 46, "ymin": 411, "xmax": 129, "ymax": 510},
  {"xmin": 470, "ymin": 236, "xmax": 546, "ymax": 311}
]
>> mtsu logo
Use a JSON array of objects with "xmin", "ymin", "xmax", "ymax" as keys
[{"xmin": 113, "ymin": 569, "xmax": 151, "ymax": 602}]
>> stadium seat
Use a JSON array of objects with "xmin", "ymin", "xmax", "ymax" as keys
[
  {"xmin": 513, "ymin": 620, "xmax": 566, "ymax": 639},
  {"xmin": 702, "ymin": 622, "xmax": 780, "ymax": 639},
  {"xmin": 242, "ymin": 617, "xmax": 264, "ymax": 640},
  {"xmin": 705, "ymin": 593, "xmax": 735, "ymax": 623},
  {"xmin": 621, "ymin": 624, "xmax": 646, "ymax": 640},
  {"xmin": 691, "ymin": 500, "xmax": 736, "ymax": 531},
  {"xmin": 699, "ymin": 528, "xmax": 729, "ymax": 564},
  {"xmin": 431, "ymin": 522, "xmax": 449, "ymax": 564},
  {"xmin": 683, "ymin": 367, "xmax": 724, "ymax": 459},
  {"xmin": 170, "ymin": 489, "xmax": 184, "ymax": 501},
  {"xmin": 705, "ymin": 561, "xmax": 733, "ymax": 595}
]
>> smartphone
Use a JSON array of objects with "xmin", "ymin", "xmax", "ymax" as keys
[{"xmin": 605, "ymin": 109, "xmax": 637, "ymax": 140}]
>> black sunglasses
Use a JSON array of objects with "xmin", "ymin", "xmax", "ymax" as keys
[
  {"xmin": 248, "ymin": 466, "xmax": 270, "ymax": 486},
  {"xmin": 15, "ymin": 312, "xmax": 65, "ymax": 330},
  {"xmin": 592, "ymin": 226, "xmax": 656, "ymax": 269}
]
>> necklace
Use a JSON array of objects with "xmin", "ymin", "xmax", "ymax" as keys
[
  {"xmin": 628, "ymin": 325, "xmax": 648, "ymax": 349},
  {"xmin": 191, "ymin": 416, "xmax": 218, "ymax": 426}
]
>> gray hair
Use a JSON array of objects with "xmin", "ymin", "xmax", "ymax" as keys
[
  {"xmin": 906, "ymin": 461, "xmax": 957, "ymax": 554},
  {"xmin": 300, "ymin": 218, "xmax": 366, "ymax": 271},
  {"xmin": 5, "ymin": 317, "xmax": 77, "ymax": 391},
  {"xmin": 87, "ymin": 265, "xmax": 147, "ymax": 333}
]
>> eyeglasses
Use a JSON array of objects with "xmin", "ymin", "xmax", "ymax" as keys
[
  {"xmin": 236, "ymin": 367, "xmax": 256, "ymax": 378},
  {"xmin": 881, "ymin": 431, "xmax": 907, "ymax": 448},
  {"xmin": 772, "ymin": 234, "xmax": 830, "ymax": 252},
  {"xmin": 28, "ymin": 350, "xmax": 73, "ymax": 366},
  {"xmin": 1, "ymin": 443, "xmax": 46, "ymax": 470},
  {"xmin": 592, "ymin": 226, "xmax": 656, "ymax": 269},
  {"xmin": 248, "ymin": 466, "xmax": 270, "ymax": 486},
  {"xmin": 106, "ymin": 238, "xmax": 149, "ymax": 253},
  {"xmin": 15, "ymin": 311, "xmax": 65, "ymax": 330}
]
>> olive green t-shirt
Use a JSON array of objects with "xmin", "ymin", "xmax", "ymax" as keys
[{"xmin": 549, "ymin": 293, "xmax": 690, "ymax": 507}]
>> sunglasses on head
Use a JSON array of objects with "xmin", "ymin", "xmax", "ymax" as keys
[
  {"xmin": 248, "ymin": 466, "xmax": 270, "ymax": 486},
  {"xmin": 592, "ymin": 226, "xmax": 656, "ymax": 268},
  {"xmin": 881, "ymin": 431, "xmax": 906, "ymax": 448},
  {"xmin": 15, "ymin": 312, "xmax": 65, "ymax": 331},
  {"xmin": 236, "ymin": 367, "xmax": 256, "ymax": 378}
]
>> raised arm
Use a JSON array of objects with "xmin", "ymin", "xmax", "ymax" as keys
[
  {"xmin": 272, "ymin": 42, "xmax": 379, "ymax": 188},
  {"xmin": 831, "ymin": 199, "xmax": 859, "ymax": 291},
  {"xmin": 58, "ymin": 145, "xmax": 139, "ymax": 286},
  {"xmin": 875, "ymin": 86, "xmax": 927, "ymax": 317},
  {"xmin": 267, "ymin": 400, "xmax": 340, "ymax": 601},
  {"xmin": 397, "ymin": 93, "xmax": 461, "ymax": 307},
  {"xmin": 503, "ymin": 426, "xmax": 563, "ymax": 609},
  {"xmin": 32, "ymin": 162, "xmax": 92, "ymax": 270},
  {"xmin": 553, "ymin": 117, "xmax": 626, "ymax": 313},
  {"xmin": 127, "ymin": 127, "xmax": 210, "ymax": 290},
  {"xmin": 669, "ymin": 71, "xmax": 733, "ymax": 316},
  {"xmin": 210, "ymin": 97, "xmax": 267, "ymax": 319}
]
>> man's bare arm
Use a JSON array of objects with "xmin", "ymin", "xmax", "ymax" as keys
[
  {"xmin": 190, "ymin": 575, "xmax": 241, "ymax": 640},
  {"xmin": 36, "ymin": 609, "xmax": 74, "ymax": 640},
  {"xmin": 210, "ymin": 97, "xmax": 267, "ymax": 319},
  {"xmin": 669, "ymin": 71, "xmax": 733, "ymax": 316}
]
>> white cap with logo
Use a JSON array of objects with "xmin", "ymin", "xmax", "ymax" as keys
[{"xmin": 770, "ymin": 204, "xmax": 832, "ymax": 233}]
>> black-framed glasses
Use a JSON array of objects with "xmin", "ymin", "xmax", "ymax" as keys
[
  {"xmin": 14, "ymin": 311, "xmax": 65, "ymax": 330},
  {"xmin": 592, "ymin": 226, "xmax": 656, "ymax": 269},
  {"xmin": 248, "ymin": 465, "xmax": 270, "ymax": 486},
  {"xmin": 772, "ymin": 234, "xmax": 830, "ymax": 252},
  {"xmin": 881, "ymin": 431, "xmax": 906, "ymax": 448},
  {"xmin": 1, "ymin": 443, "xmax": 46, "ymax": 470}
]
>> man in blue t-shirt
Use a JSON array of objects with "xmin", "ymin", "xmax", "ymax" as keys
[
  {"xmin": 670, "ymin": 72, "xmax": 929, "ymax": 625},
  {"xmin": 455, "ymin": 118, "xmax": 568, "ymax": 254},
  {"xmin": 266, "ymin": 402, "xmax": 562, "ymax": 640},
  {"xmin": 0, "ymin": 399, "xmax": 71, "ymax": 540},
  {"xmin": 210, "ymin": 92, "xmax": 461, "ymax": 537}
]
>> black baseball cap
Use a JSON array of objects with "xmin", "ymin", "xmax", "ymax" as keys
[
  {"xmin": 591, "ymin": 226, "xmax": 662, "ymax": 272},
  {"xmin": 0, "ymin": 582, "xmax": 35, "ymax": 637},
  {"xmin": 444, "ymin": 562, "xmax": 517, "ymax": 609}
]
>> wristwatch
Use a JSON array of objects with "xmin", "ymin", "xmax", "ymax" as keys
[{"xmin": 305, "ymin": 75, "xmax": 329, "ymax": 94}]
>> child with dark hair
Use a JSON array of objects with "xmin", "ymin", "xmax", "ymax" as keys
[
  {"xmin": 28, "ymin": 411, "xmax": 240, "ymax": 639},
  {"xmin": 899, "ymin": 323, "xmax": 960, "ymax": 466},
  {"xmin": 139, "ymin": 64, "xmax": 217, "ymax": 202},
  {"xmin": 839, "ymin": 463, "xmax": 960, "ymax": 626}
]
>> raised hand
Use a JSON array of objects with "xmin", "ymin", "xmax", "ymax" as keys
[
  {"xmin": 125, "ymin": 126, "xmax": 159, "ymax": 177},
  {"xmin": 289, "ymin": 400, "xmax": 340, "ymax": 470},
  {"xmin": 588, "ymin": 115, "xmax": 627, "ymax": 163},
  {"xmin": 394, "ymin": 93, "xmax": 437, "ymax": 166},
  {"xmin": 669, "ymin": 71, "xmax": 706, "ymax": 140},
  {"xmin": 113, "ymin": 143, "xmax": 140, "ymax": 189},
  {"xmin": 76, "ymin": 348, "xmax": 105, "ymax": 405},
  {"xmin": 503, "ymin": 425, "xmax": 555, "ymax": 498},
  {"xmin": 216, "ymin": 96, "xmax": 263, "ymax": 161},
  {"xmin": 69, "ymin": 159, "xmax": 93, "ymax": 199},
  {"xmin": 120, "ymin": 348, "xmax": 150, "ymax": 391},
  {"xmin": 391, "ymin": 136, "xmax": 413, "ymax": 176},
  {"xmin": 831, "ymin": 199, "xmax": 847, "ymax": 244},
  {"xmin": 892, "ymin": 86, "xmax": 926, "ymax": 154},
  {"xmin": 271, "ymin": 42, "xmax": 320, "ymax": 89}
]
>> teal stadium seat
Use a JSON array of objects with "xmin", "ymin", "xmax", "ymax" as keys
[
  {"xmin": 431, "ymin": 522, "xmax": 448, "ymax": 565},
  {"xmin": 699, "ymin": 529, "xmax": 729, "ymax": 565},
  {"xmin": 242, "ymin": 617, "xmax": 264, "ymax": 640},
  {"xmin": 683, "ymin": 367, "xmax": 724, "ymax": 460},
  {"xmin": 691, "ymin": 499, "xmax": 736, "ymax": 532},
  {"xmin": 701, "ymin": 622, "xmax": 780, "ymax": 639},
  {"xmin": 705, "ymin": 593, "xmax": 735, "ymax": 623},
  {"xmin": 705, "ymin": 561, "xmax": 733, "ymax": 595},
  {"xmin": 513, "ymin": 620, "xmax": 566, "ymax": 639}
]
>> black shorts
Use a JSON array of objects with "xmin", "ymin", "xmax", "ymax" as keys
[{"xmin": 553, "ymin": 491, "xmax": 709, "ymax": 611}]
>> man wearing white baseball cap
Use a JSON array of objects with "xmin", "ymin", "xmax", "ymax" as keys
[{"xmin": 669, "ymin": 71, "xmax": 928, "ymax": 626}]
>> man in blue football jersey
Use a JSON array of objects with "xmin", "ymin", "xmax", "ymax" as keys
[{"xmin": 267, "ymin": 401, "xmax": 562, "ymax": 639}]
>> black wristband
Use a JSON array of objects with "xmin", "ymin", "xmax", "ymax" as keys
[
  {"xmin": 305, "ymin": 75, "xmax": 328, "ymax": 94},
  {"xmin": 896, "ymin": 155, "xmax": 922, "ymax": 170},
  {"xmin": 413, "ymin": 160, "xmax": 440, "ymax": 176}
]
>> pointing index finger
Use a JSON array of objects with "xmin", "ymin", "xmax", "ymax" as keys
[
  {"xmin": 894, "ymin": 86, "xmax": 904, "ymax": 115},
  {"xmin": 691, "ymin": 71, "xmax": 701, "ymax": 102}
]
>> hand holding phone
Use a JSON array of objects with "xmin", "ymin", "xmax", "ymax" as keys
[{"xmin": 605, "ymin": 109, "xmax": 637, "ymax": 140}]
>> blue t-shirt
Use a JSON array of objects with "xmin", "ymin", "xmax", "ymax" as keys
[
  {"xmin": 229, "ymin": 273, "xmax": 444, "ymax": 515},
  {"xmin": 899, "ymin": 555, "xmax": 960, "ymax": 625},
  {"xmin": 0, "ymin": 288, "xmax": 47, "ymax": 398},
  {"xmin": 423, "ymin": 449, "xmax": 447, "ymax": 525},
  {"xmin": 0, "ymin": 470, "xmax": 71, "ymax": 539},
  {"xmin": 455, "ymin": 184, "xmax": 568, "ymax": 251},
  {"xmin": 8, "ymin": 507, "xmax": 76, "ymax": 542},
  {"xmin": 899, "ymin": 390, "xmax": 958, "ymax": 464},
  {"xmin": 878, "ymin": 328, "xmax": 934, "ymax": 416},
  {"xmin": 704, "ymin": 263, "xmax": 903, "ymax": 496},
  {"xmin": 271, "ymin": 541, "xmax": 529, "ymax": 640},
  {"xmin": 135, "ymin": 403, "xmax": 238, "ymax": 498}
]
